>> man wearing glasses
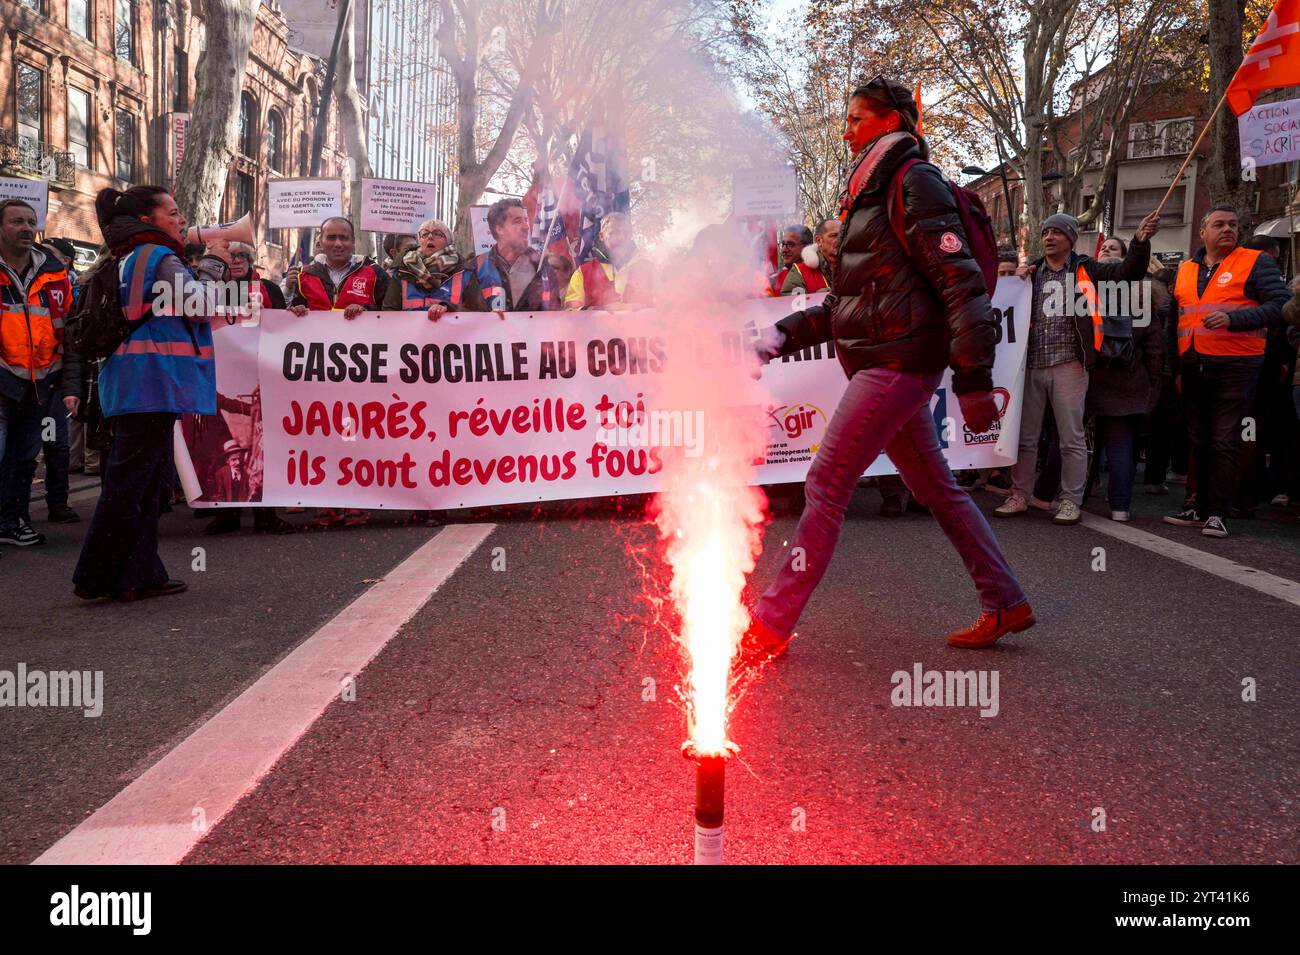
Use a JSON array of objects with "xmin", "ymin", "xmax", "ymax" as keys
[{"xmin": 769, "ymin": 225, "xmax": 815, "ymax": 294}]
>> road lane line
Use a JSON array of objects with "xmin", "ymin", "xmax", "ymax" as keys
[
  {"xmin": 33, "ymin": 522, "xmax": 497, "ymax": 865},
  {"xmin": 1079, "ymin": 512, "xmax": 1300, "ymax": 610}
]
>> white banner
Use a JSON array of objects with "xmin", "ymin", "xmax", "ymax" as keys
[
  {"xmin": 180, "ymin": 280, "xmax": 1030, "ymax": 509},
  {"xmin": 1238, "ymin": 96, "xmax": 1300, "ymax": 169},
  {"xmin": 0, "ymin": 175, "xmax": 49, "ymax": 230},
  {"xmin": 359, "ymin": 177, "xmax": 441, "ymax": 233},
  {"xmin": 267, "ymin": 177, "xmax": 344, "ymax": 229}
]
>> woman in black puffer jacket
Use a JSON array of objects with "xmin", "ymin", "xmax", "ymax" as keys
[{"xmin": 745, "ymin": 75, "xmax": 1032, "ymax": 659}]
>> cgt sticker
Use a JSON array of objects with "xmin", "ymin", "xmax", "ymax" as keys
[{"xmin": 939, "ymin": 232, "xmax": 962, "ymax": 254}]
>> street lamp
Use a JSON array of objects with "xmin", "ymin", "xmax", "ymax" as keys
[{"xmin": 961, "ymin": 162, "xmax": 1063, "ymax": 254}]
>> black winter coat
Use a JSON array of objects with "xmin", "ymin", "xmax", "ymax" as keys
[
  {"xmin": 1086, "ymin": 278, "xmax": 1166, "ymax": 419},
  {"xmin": 773, "ymin": 132, "xmax": 997, "ymax": 395}
]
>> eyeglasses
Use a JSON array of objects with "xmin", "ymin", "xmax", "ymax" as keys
[{"xmin": 418, "ymin": 229, "xmax": 447, "ymax": 239}]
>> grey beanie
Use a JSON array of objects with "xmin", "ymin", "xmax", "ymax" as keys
[{"xmin": 1041, "ymin": 213, "xmax": 1079, "ymax": 245}]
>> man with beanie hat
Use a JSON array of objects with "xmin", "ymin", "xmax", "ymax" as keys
[
  {"xmin": 995, "ymin": 209, "xmax": 1161, "ymax": 524},
  {"xmin": 746, "ymin": 74, "xmax": 1034, "ymax": 655}
]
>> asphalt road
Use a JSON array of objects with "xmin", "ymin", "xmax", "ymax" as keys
[{"xmin": 3, "ymin": 481, "xmax": 1297, "ymax": 865}]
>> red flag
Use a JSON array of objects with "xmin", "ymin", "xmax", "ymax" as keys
[
  {"xmin": 914, "ymin": 81, "xmax": 924, "ymax": 139},
  {"xmin": 1226, "ymin": 0, "xmax": 1300, "ymax": 115}
]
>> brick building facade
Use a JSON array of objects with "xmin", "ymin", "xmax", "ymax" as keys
[
  {"xmin": 967, "ymin": 76, "xmax": 1300, "ymax": 269},
  {"xmin": 1, "ymin": 0, "xmax": 347, "ymax": 276}
]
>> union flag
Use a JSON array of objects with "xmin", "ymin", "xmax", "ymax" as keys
[{"xmin": 1226, "ymin": 0, "xmax": 1300, "ymax": 115}]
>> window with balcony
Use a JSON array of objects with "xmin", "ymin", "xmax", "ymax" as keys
[
  {"xmin": 115, "ymin": 0, "xmax": 135, "ymax": 63},
  {"xmin": 1128, "ymin": 118, "xmax": 1194, "ymax": 160},
  {"xmin": 115, "ymin": 109, "xmax": 136, "ymax": 181},
  {"xmin": 68, "ymin": 87, "xmax": 90, "ymax": 170},
  {"xmin": 238, "ymin": 91, "xmax": 258, "ymax": 159},
  {"xmin": 69, "ymin": 0, "xmax": 90, "ymax": 38},
  {"xmin": 267, "ymin": 109, "xmax": 284, "ymax": 172}
]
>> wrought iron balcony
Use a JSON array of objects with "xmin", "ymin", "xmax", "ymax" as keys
[{"xmin": 0, "ymin": 128, "xmax": 77, "ymax": 185}]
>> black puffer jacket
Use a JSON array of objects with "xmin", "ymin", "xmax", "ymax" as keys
[{"xmin": 774, "ymin": 132, "xmax": 997, "ymax": 395}]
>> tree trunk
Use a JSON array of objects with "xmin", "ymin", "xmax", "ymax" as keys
[
  {"xmin": 1205, "ymin": 0, "xmax": 1256, "ymax": 230},
  {"xmin": 335, "ymin": 0, "xmax": 374, "ymax": 256},
  {"xmin": 172, "ymin": 0, "xmax": 258, "ymax": 224},
  {"xmin": 438, "ymin": 0, "xmax": 557, "ymax": 254}
]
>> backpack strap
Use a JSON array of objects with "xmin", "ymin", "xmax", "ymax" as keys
[{"xmin": 885, "ymin": 157, "xmax": 926, "ymax": 255}]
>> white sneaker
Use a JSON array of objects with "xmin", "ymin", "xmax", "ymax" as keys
[
  {"xmin": 1110, "ymin": 510, "xmax": 1131, "ymax": 522},
  {"xmin": 1271, "ymin": 493, "xmax": 1290, "ymax": 507},
  {"xmin": 994, "ymin": 493, "xmax": 1028, "ymax": 517},
  {"xmin": 1053, "ymin": 500, "xmax": 1082, "ymax": 525},
  {"xmin": 1202, "ymin": 515, "xmax": 1228, "ymax": 538}
]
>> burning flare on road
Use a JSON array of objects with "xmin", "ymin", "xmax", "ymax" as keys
[{"xmin": 648, "ymin": 224, "xmax": 772, "ymax": 862}]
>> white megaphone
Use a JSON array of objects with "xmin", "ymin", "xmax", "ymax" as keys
[{"xmin": 185, "ymin": 213, "xmax": 254, "ymax": 246}]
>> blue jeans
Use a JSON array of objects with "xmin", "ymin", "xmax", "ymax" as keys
[
  {"xmin": 0, "ymin": 388, "xmax": 45, "ymax": 530},
  {"xmin": 753, "ymin": 367, "xmax": 1028, "ymax": 638},
  {"xmin": 1095, "ymin": 414, "xmax": 1141, "ymax": 512}
]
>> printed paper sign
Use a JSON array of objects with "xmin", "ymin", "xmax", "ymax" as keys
[
  {"xmin": 267, "ymin": 177, "xmax": 344, "ymax": 229},
  {"xmin": 359, "ymin": 178, "xmax": 441, "ymax": 233}
]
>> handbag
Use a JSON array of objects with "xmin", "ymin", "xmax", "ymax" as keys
[{"xmin": 1096, "ymin": 314, "xmax": 1135, "ymax": 369}]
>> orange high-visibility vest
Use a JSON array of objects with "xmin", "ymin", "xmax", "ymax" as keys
[
  {"xmin": 1174, "ymin": 247, "xmax": 1267, "ymax": 358},
  {"xmin": 1073, "ymin": 264, "xmax": 1104, "ymax": 351},
  {"xmin": 0, "ymin": 268, "xmax": 71, "ymax": 382}
]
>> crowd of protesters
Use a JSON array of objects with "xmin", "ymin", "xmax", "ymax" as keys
[{"xmin": 2, "ymin": 147, "xmax": 1298, "ymax": 598}]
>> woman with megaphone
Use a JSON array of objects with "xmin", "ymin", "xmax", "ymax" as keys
[{"xmin": 66, "ymin": 186, "xmax": 231, "ymax": 602}]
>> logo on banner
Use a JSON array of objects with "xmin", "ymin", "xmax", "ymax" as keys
[
  {"xmin": 962, "ymin": 388, "xmax": 1010, "ymax": 446},
  {"xmin": 768, "ymin": 402, "xmax": 829, "ymax": 456}
]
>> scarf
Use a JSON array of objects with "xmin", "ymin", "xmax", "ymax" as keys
[
  {"xmin": 398, "ymin": 246, "xmax": 461, "ymax": 289},
  {"xmin": 840, "ymin": 131, "xmax": 918, "ymax": 218},
  {"xmin": 101, "ymin": 216, "xmax": 188, "ymax": 260}
]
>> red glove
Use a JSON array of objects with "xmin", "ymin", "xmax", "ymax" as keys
[{"xmin": 958, "ymin": 391, "xmax": 999, "ymax": 434}]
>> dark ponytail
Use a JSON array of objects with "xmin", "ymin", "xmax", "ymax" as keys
[{"xmin": 94, "ymin": 186, "xmax": 170, "ymax": 230}]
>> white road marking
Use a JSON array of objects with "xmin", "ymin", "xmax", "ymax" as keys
[
  {"xmin": 33, "ymin": 522, "xmax": 497, "ymax": 865},
  {"xmin": 1079, "ymin": 512, "xmax": 1300, "ymax": 610}
]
